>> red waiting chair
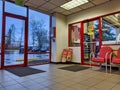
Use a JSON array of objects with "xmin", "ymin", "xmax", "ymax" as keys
[
  {"xmin": 110, "ymin": 48, "xmax": 120, "ymax": 73},
  {"xmin": 90, "ymin": 46, "xmax": 113, "ymax": 72}
]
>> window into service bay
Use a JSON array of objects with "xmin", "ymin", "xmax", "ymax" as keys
[{"xmin": 68, "ymin": 11, "xmax": 120, "ymax": 65}]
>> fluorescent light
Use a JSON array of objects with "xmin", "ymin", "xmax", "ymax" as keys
[{"xmin": 61, "ymin": 0, "xmax": 88, "ymax": 10}]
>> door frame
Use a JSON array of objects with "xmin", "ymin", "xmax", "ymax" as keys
[
  {"xmin": 80, "ymin": 17, "xmax": 102, "ymax": 65},
  {"xmin": 1, "ymin": 12, "xmax": 28, "ymax": 69}
]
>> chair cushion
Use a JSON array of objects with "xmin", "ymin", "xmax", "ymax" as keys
[
  {"xmin": 117, "ymin": 48, "xmax": 120, "ymax": 58},
  {"xmin": 92, "ymin": 57, "xmax": 105, "ymax": 63},
  {"xmin": 112, "ymin": 58, "xmax": 120, "ymax": 64}
]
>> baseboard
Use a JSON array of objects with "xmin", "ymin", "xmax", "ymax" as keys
[
  {"xmin": 50, "ymin": 62, "xmax": 60, "ymax": 64},
  {"xmin": 51, "ymin": 61, "xmax": 80, "ymax": 64},
  {"xmin": 101, "ymin": 65, "xmax": 119, "ymax": 70}
]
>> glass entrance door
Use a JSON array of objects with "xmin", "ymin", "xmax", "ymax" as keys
[
  {"xmin": 1, "ymin": 13, "xmax": 27, "ymax": 68},
  {"xmin": 83, "ymin": 19, "xmax": 101, "ymax": 64},
  {"xmin": 4, "ymin": 16, "xmax": 25, "ymax": 66}
]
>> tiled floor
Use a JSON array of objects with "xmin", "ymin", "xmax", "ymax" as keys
[{"xmin": 0, "ymin": 64, "xmax": 120, "ymax": 90}]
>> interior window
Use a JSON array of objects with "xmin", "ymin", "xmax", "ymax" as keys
[{"xmin": 102, "ymin": 13, "xmax": 120, "ymax": 44}]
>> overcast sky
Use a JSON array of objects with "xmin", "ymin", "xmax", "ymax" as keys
[{"xmin": 0, "ymin": 1, "xmax": 50, "ymax": 45}]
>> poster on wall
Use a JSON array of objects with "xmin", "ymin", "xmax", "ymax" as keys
[
  {"xmin": 69, "ymin": 23, "xmax": 80, "ymax": 46},
  {"xmin": 87, "ymin": 21, "xmax": 94, "ymax": 35}
]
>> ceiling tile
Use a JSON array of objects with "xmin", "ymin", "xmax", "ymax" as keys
[
  {"xmin": 40, "ymin": 2, "xmax": 57, "ymax": 11},
  {"xmin": 52, "ymin": 7, "xmax": 66, "ymax": 13},
  {"xmin": 80, "ymin": 2, "xmax": 94, "ymax": 9},
  {"xmin": 27, "ymin": 0, "xmax": 47, "ymax": 6},
  {"xmin": 39, "ymin": 7, "xmax": 49, "ymax": 11},
  {"xmin": 49, "ymin": 10, "xmax": 55, "ymax": 14},
  {"xmin": 10, "ymin": 0, "xmax": 24, "ymax": 1},
  {"xmin": 62, "ymin": 11, "xmax": 72, "ymax": 15},
  {"xmin": 9, "ymin": 0, "xmax": 112, "ymax": 16},
  {"xmin": 90, "ymin": 0, "xmax": 109, "ymax": 5},
  {"xmin": 35, "ymin": 8, "xmax": 49, "ymax": 15},
  {"xmin": 25, "ymin": 2, "xmax": 36, "ymax": 8},
  {"xmin": 50, "ymin": 0, "xmax": 68, "ymax": 6},
  {"xmin": 69, "ymin": 7, "xmax": 82, "ymax": 13}
]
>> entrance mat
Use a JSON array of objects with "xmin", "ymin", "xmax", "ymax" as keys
[
  {"xmin": 6, "ymin": 67, "xmax": 46, "ymax": 77},
  {"xmin": 59, "ymin": 65, "xmax": 90, "ymax": 72}
]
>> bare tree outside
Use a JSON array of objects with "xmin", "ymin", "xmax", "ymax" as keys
[
  {"xmin": 6, "ymin": 24, "xmax": 15, "ymax": 48},
  {"xmin": 30, "ymin": 19, "xmax": 49, "ymax": 51}
]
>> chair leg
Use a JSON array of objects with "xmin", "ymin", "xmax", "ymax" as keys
[
  {"xmin": 119, "ymin": 66, "xmax": 120, "ymax": 71},
  {"xmin": 106, "ymin": 62, "xmax": 107, "ymax": 73},
  {"xmin": 110, "ymin": 64, "xmax": 112, "ymax": 73},
  {"xmin": 89, "ymin": 57, "xmax": 92, "ymax": 69},
  {"xmin": 90, "ymin": 61, "xmax": 92, "ymax": 69}
]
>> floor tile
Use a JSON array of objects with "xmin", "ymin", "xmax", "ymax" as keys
[
  {"xmin": 4, "ymin": 83, "xmax": 27, "ymax": 90},
  {"xmin": 79, "ymin": 77, "xmax": 103, "ymax": 87},
  {"xmin": 70, "ymin": 84, "xmax": 89, "ymax": 90},
  {"xmin": 0, "ymin": 64, "xmax": 120, "ymax": 90},
  {"xmin": 94, "ymin": 80, "xmax": 116, "ymax": 90},
  {"xmin": 111, "ymin": 84, "xmax": 120, "ymax": 90},
  {"xmin": 86, "ymin": 87, "xmax": 100, "ymax": 90}
]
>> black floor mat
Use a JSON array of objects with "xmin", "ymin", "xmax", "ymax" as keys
[
  {"xmin": 59, "ymin": 65, "xmax": 89, "ymax": 72},
  {"xmin": 6, "ymin": 67, "xmax": 46, "ymax": 77}
]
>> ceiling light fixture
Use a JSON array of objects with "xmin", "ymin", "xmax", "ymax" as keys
[{"xmin": 61, "ymin": 0, "xmax": 88, "ymax": 10}]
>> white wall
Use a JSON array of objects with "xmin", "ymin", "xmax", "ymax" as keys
[
  {"xmin": 55, "ymin": 13, "xmax": 68, "ymax": 62},
  {"xmin": 51, "ymin": 39, "xmax": 56, "ymax": 62},
  {"xmin": 51, "ymin": 16, "xmax": 56, "ymax": 62},
  {"xmin": 67, "ymin": 0, "xmax": 120, "ymax": 24},
  {"xmin": 69, "ymin": 47, "xmax": 81, "ymax": 63}
]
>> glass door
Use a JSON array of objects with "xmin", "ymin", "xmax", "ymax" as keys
[
  {"xmin": 83, "ymin": 19, "xmax": 101, "ymax": 64},
  {"xmin": 1, "ymin": 12, "xmax": 27, "ymax": 68}
]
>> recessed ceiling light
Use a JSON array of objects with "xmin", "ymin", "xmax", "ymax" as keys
[{"xmin": 61, "ymin": 0, "xmax": 88, "ymax": 10}]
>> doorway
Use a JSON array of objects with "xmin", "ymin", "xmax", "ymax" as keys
[
  {"xmin": 82, "ymin": 18, "xmax": 102, "ymax": 65},
  {"xmin": 1, "ymin": 12, "xmax": 28, "ymax": 69}
]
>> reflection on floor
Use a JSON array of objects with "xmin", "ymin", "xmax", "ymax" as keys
[{"xmin": 0, "ymin": 64, "xmax": 120, "ymax": 90}]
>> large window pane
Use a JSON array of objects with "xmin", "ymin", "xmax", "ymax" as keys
[
  {"xmin": 28, "ymin": 9, "xmax": 50, "ymax": 65},
  {"xmin": 102, "ymin": 13, "xmax": 119, "ymax": 44},
  {"xmin": 5, "ymin": 1, "xmax": 27, "ymax": 17}
]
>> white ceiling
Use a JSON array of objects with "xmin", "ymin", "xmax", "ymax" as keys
[{"xmin": 9, "ymin": 0, "xmax": 112, "ymax": 16}]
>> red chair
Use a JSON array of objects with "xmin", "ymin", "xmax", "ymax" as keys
[
  {"xmin": 90, "ymin": 46, "xmax": 113, "ymax": 72},
  {"xmin": 110, "ymin": 48, "xmax": 120, "ymax": 73}
]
